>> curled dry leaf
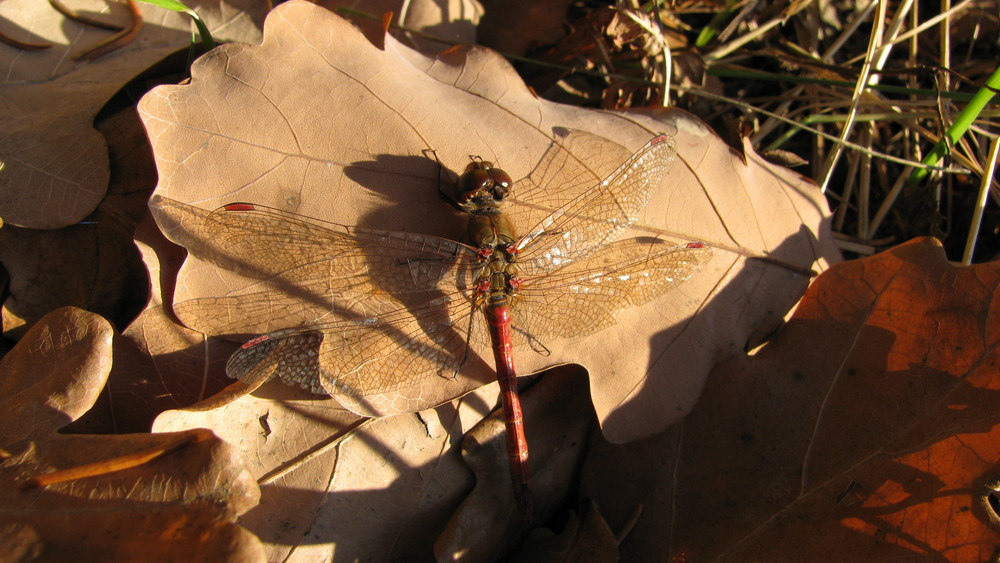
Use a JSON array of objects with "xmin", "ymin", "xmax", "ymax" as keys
[
  {"xmin": 3, "ymin": 431, "xmax": 265, "ymax": 562},
  {"xmin": 507, "ymin": 498, "xmax": 619, "ymax": 563},
  {"xmin": 139, "ymin": 0, "xmax": 839, "ymax": 450},
  {"xmin": 0, "ymin": 0, "xmax": 267, "ymax": 229},
  {"xmin": 0, "ymin": 306, "xmax": 264, "ymax": 561},
  {"xmin": 436, "ymin": 366, "xmax": 596, "ymax": 560},
  {"xmin": 582, "ymin": 238, "xmax": 1000, "ymax": 561},
  {"xmin": 0, "ymin": 306, "xmax": 113, "ymax": 441},
  {"xmin": 316, "ymin": 0, "xmax": 482, "ymax": 52}
]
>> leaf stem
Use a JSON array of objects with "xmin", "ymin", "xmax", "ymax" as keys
[
  {"xmin": 75, "ymin": 0, "xmax": 143, "ymax": 61},
  {"xmin": 19, "ymin": 430, "xmax": 209, "ymax": 490}
]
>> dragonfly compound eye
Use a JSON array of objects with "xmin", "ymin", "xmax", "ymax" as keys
[
  {"xmin": 456, "ymin": 161, "xmax": 512, "ymax": 206},
  {"xmin": 488, "ymin": 168, "xmax": 513, "ymax": 201},
  {"xmin": 456, "ymin": 166, "xmax": 491, "ymax": 203}
]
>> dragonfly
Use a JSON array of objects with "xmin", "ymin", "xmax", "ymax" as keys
[{"xmin": 172, "ymin": 133, "xmax": 712, "ymax": 514}]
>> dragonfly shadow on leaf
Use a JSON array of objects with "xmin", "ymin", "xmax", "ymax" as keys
[{"xmin": 344, "ymin": 153, "xmax": 465, "ymax": 242}]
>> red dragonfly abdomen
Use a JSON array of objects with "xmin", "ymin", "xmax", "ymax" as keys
[{"xmin": 484, "ymin": 302, "xmax": 531, "ymax": 514}]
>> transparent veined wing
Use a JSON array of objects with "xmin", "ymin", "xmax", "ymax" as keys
[{"xmin": 515, "ymin": 134, "xmax": 677, "ymax": 276}]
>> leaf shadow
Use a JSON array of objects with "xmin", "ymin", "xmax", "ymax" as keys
[{"xmin": 600, "ymin": 224, "xmax": 822, "ymax": 441}]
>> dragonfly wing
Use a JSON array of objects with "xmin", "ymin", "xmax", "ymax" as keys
[
  {"xmin": 191, "ymin": 200, "xmax": 478, "ymax": 291},
  {"xmin": 511, "ymin": 239, "xmax": 712, "ymax": 343},
  {"xmin": 162, "ymin": 198, "xmax": 498, "ymax": 415},
  {"xmin": 515, "ymin": 135, "xmax": 678, "ymax": 275},
  {"xmin": 503, "ymin": 130, "xmax": 632, "ymax": 233},
  {"xmin": 170, "ymin": 201, "xmax": 481, "ymax": 335},
  {"xmin": 172, "ymin": 258, "xmax": 462, "ymax": 337},
  {"xmin": 226, "ymin": 292, "xmax": 494, "ymax": 416}
]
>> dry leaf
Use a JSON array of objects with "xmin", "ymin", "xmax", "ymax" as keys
[
  {"xmin": 93, "ymin": 302, "xmax": 238, "ymax": 431},
  {"xmin": 0, "ymin": 307, "xmax": 113, "ymax": 440},
  {"xmin": 153, "ymin": 377, "xmax": 501, "ymax": 561},
  {"xmin": 581, "ymin": 238, "xmax": 1000, "ymax": 561},
  {"xmin": 2, "ymin": 431, "xmax": 264, "ymax": 562},
  {"xmin": 317, "ymin": 0, "xmax": 483, "ymax": 52},
  {"xmin": 437, "ymin": 366, "xmax": 595, "ymax": 560},
  {"xmin": 0, "ymin": 306, "xmax": 265, "ymax": 561},
  {"xmin": 0, "ymin": 0, "xmax": 266, "ymax": 229},
  {"xmin": 507, "ymin": 499, "xmax": 619, "ymax": 563},
  {"xmin": 139, "ymin": 1, "xmax": 838, "ymax": 449},
  {"xmin": 476, "ymin": 0, "xmax": 572, "ymax": 55},
  {"xmin": 0, "ymin": 105, "xmax": 152, "ymax": 340}
]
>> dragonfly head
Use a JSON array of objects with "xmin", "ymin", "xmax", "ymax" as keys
[{"xmin": 450, "ymin": 159, "xmax": 513, "ymax": 215}]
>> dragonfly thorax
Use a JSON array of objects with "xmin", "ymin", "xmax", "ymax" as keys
[
  {"xmin": 476, "ymin": 264, "xmax": 521, "ymax": 307},
  {"xmin": 472, "ymin": 239, "xmax": 523, "ymax": 308},
  {"xmin": 466, "ymin": 210, "xmax": 518, "ymax": 249}
]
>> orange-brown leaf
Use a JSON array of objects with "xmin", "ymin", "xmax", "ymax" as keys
[{"xmin": 582, "ymin": 238, "xmax": 1000, "ymax": 561}]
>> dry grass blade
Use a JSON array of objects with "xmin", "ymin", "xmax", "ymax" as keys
[
  {"xmin": 636, "ymin": 1, "xmax": 999, "ymax": 261},
  {"xmin": 500, "ymin": 0, "xmax": 995, "ymax": 260}
]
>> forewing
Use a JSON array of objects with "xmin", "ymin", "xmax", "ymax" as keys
[
  {"xmin": 510, "ymin": 240, "xmax": 712, "ymax": 343},
  {"xmin": 503, "ymin": 130, "xmax": 631, "ymax": 233},
  {"xmin": 213, "ymin": 202, "xmax": 476, "ymax": 284},
  {"xmin": 172, "ymin": 202, "xmax": 480, "ymax": 336},
  {"xmin": 515, "ymin": 135, "xmax": 677, "ymax": 275}
]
